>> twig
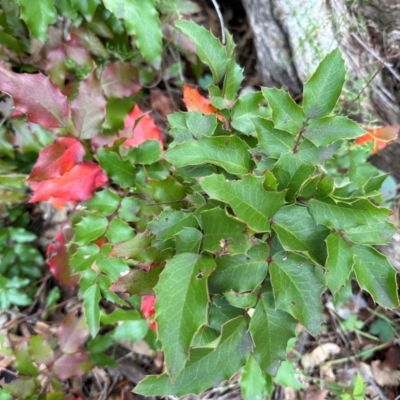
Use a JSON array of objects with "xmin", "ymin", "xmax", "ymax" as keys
[
  {"xmin": 350, "ymin": 33, "xmax": 400, "ymax": 82},
  {"xmin": 210, "ymin": 0, "xmax": 226, "ymax": 45},
  {"xmin": 328, "ymin": 341, "xmax": 390, "ymax": 366}
]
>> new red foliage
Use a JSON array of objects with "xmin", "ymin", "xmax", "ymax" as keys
[
  {"xmin": 27, "ymin": 138, "xmax": 107, "ymax": 207},
  {"xmin": 28, "ymin": 137, "xmax": 85, "ymax": 181},
  {"xmin": 140, "ymin": 295, "xmax": 157, "ymax": 331},
  {"xmin": 120, "ymin": 105, "xmax": 163, "ymax": 149},
  {"xmin": 28, "ymin": 162, "xmax": 107, "ymax": 204}
]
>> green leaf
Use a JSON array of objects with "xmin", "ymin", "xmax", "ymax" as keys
[
  {"xmin": 102, "ymin": 0, "xmax": 162, "ymax": 66},
  {"xmin": 8, "ymin": 228, "xmax": 36, "ymax": 243},
  {"xmin": 165, "ymin": 136, "xmax": 251, "ymax": 176},
  {"xmin": 134, "ymin": 317, "xmax": 252, "ymax": 396},
  {"xmin": 272, "ymin": 205, "xmax": 328, "ymax": 264},
  {"xmin": 112, "ymin": 320, "xmax": 148, "ymax": 341},
  {"xmin": 70, "ymin": 244, "xmax": 99, "ymax": 273},
  {"xmin": 186, "ymin": 112, "xmax": 218, "ymax": 139},
  {"xmin": 176, "ymin": 19, "xmax": 229, "ymax": 83},
  {"xmin": 97, "ymin": 148, "xmax": 136, "ymax": 188},
  {"xmin": 15, "ymin": 341, "xmax": 38, "ymax": 376},
  {"xmin": 224, "ymin": 291, "xmax": 257, "ymax": 309},
  {"xmin": 308, "ymin": 198, "xmax": 390, "ymax": 231},
  {"xmin": 325, "ymin": 232, "xmax": 354, "ymax": 294},
  {"xmin": 249, "ymin": 291, "xmax": 296, "ymax": 375},
  {"xmin": 343, "ymin": 220, "xmax": 397, "ymax": 245},
  {"xmin": 275, "ymin": 361, "xmax": 304, "ymax": 389},
  {"xmin": 148, "ymin": 208, "xmax": 199, "ymax": 241},
  {"xmin": 209, "ymin": 254, "xmax": 268, "ymax": 293},
  {"xmin": 83, "ymin": 190, "xmax": 120, "ymax": 216},
  {"xmin": 273, "ymin": 157, "xmax": 315, "ymax": 201},
  {"xmin": 200, "ymin": 207, "xmax": 249, "ymax": 254},
  {"xmin": 155, "ymin": 253, "xmax": 215, "ymax": 380},
  {"xmin": 109, "ymin": 266, "xmax": 162, "ymax": 295},
  {"xmin": 223, "ymin": 58, "xmax": 244, "ymax": 101},
  {"xmin": 74, "ymin": 214, "xmax": 108, "ymax": 245},
  {"xmin": 200, "ymin": 174, "xmax": 286, "ymax": 232},
  {"xmin": 17, "ymin": 0, "xmax": 57, "ymax": 42},
  {"xmin": 70, "ymin": 0, "xmax": 100, "ymax": 21},
  {"xmin": 253, "ymin": 117, "xmax": 293, "ymax": 158},
  {"xmin": 149, "ymin": 177, "xmax": 186, "ymax": 204},
  {"xmin": 110, "ymin": 234, "xmax": 172, "ymax": 263},
  {"xmin": 175, "ymin": 227, "xmax": 203, "ymax": 254},
  {"xmin": 133, "ymin": 140, "xmax": 161, "ymax": 164},
  {"xmin": 83, "ymin": 284, "xmax": 100, "ymax": 337},
  {"xmin": 262, "ymin": 88, "xmax": 305, "ymax": 135},
  {"xmin": 353, "ymin": 246, "xmax": 399, "ymax": 308},
  {"xmin": 231, "ymin": 92, "xmax": 270, "ymax": 136},
  {"xmin": 304, "ymin": 116, "xmax": 364, "ymax": 146},
  {"xmin": 239, "ymin": 355, "xmax": 272, "ymax": 400},
  {"xmin": 270, "ymin": 252, "xmax": 324, "ymax": 335},
  {"xmin": 105, "ymin": 218, "xmax": 135, "ymax": 244},
  {"xmin": 118, "ymin": 197, "xmax": 140, "ymax": 222},
  {"xmin": 97, "ymin": 257, "xmax": 129, "ymax": 282},
  {"xmin": 302, "ymin": 48, "xmax": 345, "ymax": 119}
]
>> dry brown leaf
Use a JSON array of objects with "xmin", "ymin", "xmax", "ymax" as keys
[
  {"xmin": 303, "ymin": 388, "xmax": 329, "ymax": 400},
  {"xmin": 301, "ymin": 343, "xmax": 341, "ymax": 369},
  {"xmin": 320, "ymin": 363, "xmax": 336, "ymax": 381},
  {"xmin": 371, "ymin": 360, "xmax": 400, "ymax": 386}
]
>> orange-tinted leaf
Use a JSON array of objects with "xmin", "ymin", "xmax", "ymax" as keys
[
  {"xmin": 27, "ymin": 138, "xmax": 85, "ymax": 181},
  {"xmin": 182, "ymin": 84, "xmax": 217, "ymax": 115},
  {"xmin": 355, "ymin": 125, "xmax": 400, "ymax": 153},
  {"xmin": 53, "ymin": 352, "xmax": 92, "ymax": 380},
  {"xmin": 0, "ymin": 62, "xmax": 68, "ymax": 127},
  {"xmin": 57, "ymin": 314, "xmax": 89, "ymax": 354},
  {"xmin": 28, "ymin": 162, "xmax": 107, "ymax": 203},
  {"xmin": 47, "ymin": 230, "xmax": 79, "ymax": 287},
  {"xmin": 120, "ymin": 105, "xmax": 163, "ymax": 150}
]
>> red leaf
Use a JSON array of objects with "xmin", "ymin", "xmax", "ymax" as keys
[
  {"xmin": 355, "ymin": 125, "xmax": 400, "ymax": 153},
  {"xmin": 140, "ymin": 295, "xmax": 157, "ymax": 331},
  {"xmin": 57, "ymin": 314, "xmax": 89, "ymax": 354},
  {"xmin": 0, "ymin": 63, "xmax": 68, "ymax": 127},
  {"xmin": 182, "ymin": 84, "xmax": 217, "ymax": 115},
  {"xmin": 70, "ymin": 70, "xmax": 106, "ymax": 139},
  {"xmin": 120, "ymin": 105, "xmax": 163, "ymax": 149},
  {"xmin": 100, "ymin": 62, "xmax": 141, "ymax": 98},
  {"xmin": 28, "ymin": 162, "xmax": 107, "ymax": 203},
  {"xmin": 47, "ymin": 230, "xmax": 79, "ymax": 287},
  {"xmin": 27, "ymin": 138, "xmax": 85, "ymax": 181},
  {"xmin": 53, "ymin": 352, "xmax": 93, "ymax": 380}
]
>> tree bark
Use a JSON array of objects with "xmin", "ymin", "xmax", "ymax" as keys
[{"xmin": 241, "ymin": 0, "xmax": 400, "ymax": 125}]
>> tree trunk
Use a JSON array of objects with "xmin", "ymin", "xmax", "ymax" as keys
[{"xmin": 241, "ymin": 0, "xmax": 400, "ymax": 125}]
